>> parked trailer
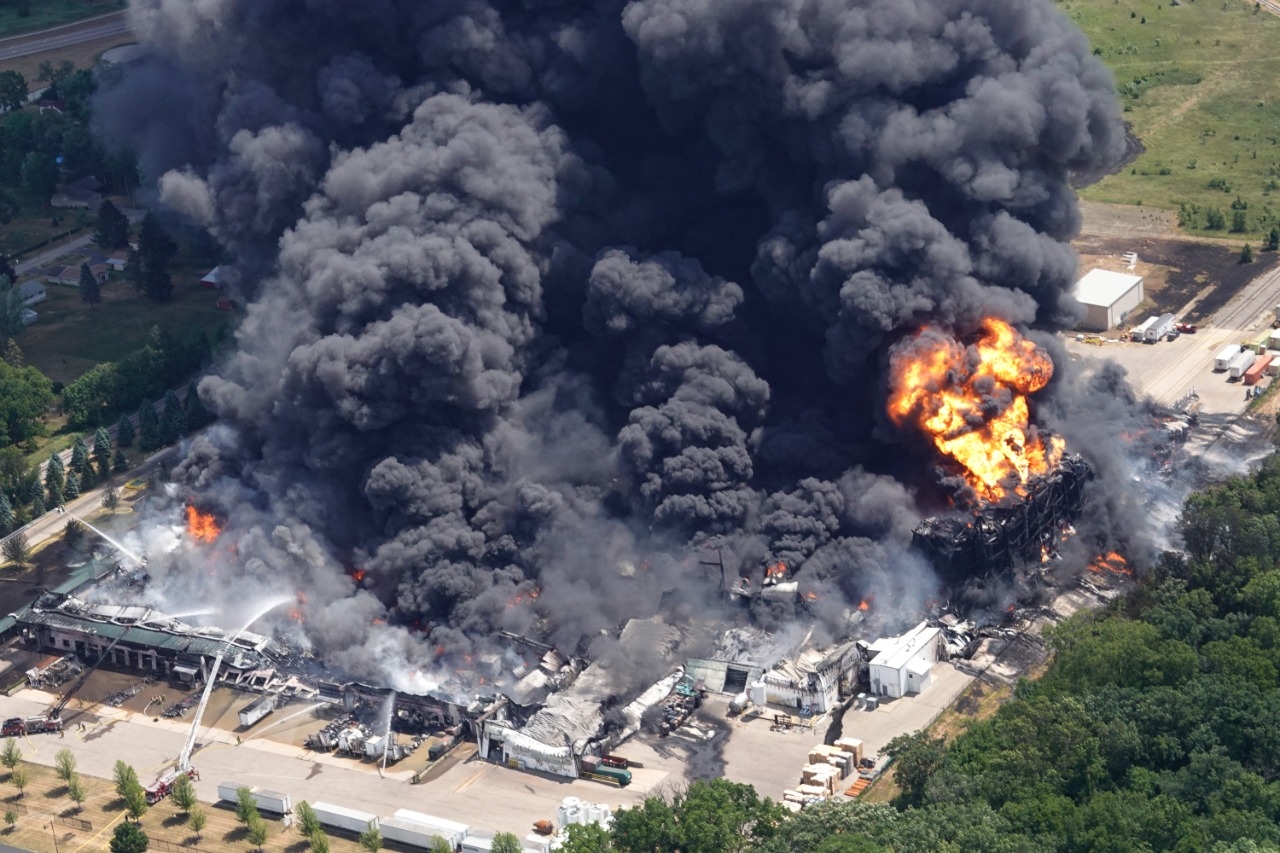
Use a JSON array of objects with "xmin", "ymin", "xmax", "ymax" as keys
[
  {"xmin": 313, "ymin": 802, "xmax": 378, "ymax": 835},
  {"xmin": 1215, "ymin": 344, "xmax": 1243, "ymax": 371},
  {"xmin": 216, "ymin": 782, "xmax": 292, "ymax": 815},
  {"xmin": 379, "ymin": 816, "xmax": 458, "ymax": 849},
  {"xmin": 1145, "ymin": 313, "xmax": 1175, "ymax": 342},
  {"xmin": 1244, "ymin": 355, "xmax": 1273, "ymax": 386},
  {"xmin": 1229, "ymin": 350, "xmax": 1258, "ymax": 380},
  {"xmin": 1129, "ymin": 317, "xmax": 1157, "ymax": 342},
  {"xmin": 461, "ymin": 832, "xmax": 496, "ymax": 853},
  {"xmin": 393, "ymin": 809, "xmax": 469, "ymax": 847},
  {"xmin": 237, "ymin": 694, "xmax": 277, "ymax": 728}
]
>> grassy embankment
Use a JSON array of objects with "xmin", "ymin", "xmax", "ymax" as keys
[{"xmin": 1064, "ymin": 0, "xmax": 1280, "ymax": 239}]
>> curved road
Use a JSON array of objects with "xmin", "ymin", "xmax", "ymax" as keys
[{"xmin": 0, "ymin": 12, "xmax": 130, "ymax": 64}]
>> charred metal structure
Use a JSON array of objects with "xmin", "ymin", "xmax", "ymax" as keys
[{"xmin": 912, "ymin": 454, "xmax": 1093, "ymax": 582}]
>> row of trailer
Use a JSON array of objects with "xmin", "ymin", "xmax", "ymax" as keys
[
  {"xmin": 1213, "ymin": 344, "xmax": 1278, "ymax": 384},
  {"xmin": 215, "ymin": 784, "xmax": 554, "ymax": 852}
]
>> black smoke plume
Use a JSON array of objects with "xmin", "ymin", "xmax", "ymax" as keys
[{"xmin": 97, "ymin": 0, "xmax": 1129, "ymax": 687}]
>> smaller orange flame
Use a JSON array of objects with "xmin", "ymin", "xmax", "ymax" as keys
[
  {"xmin": 185, "ymin": 506, "xmax": 221, "ymax": 543},
  {"xmin": 351, "ymin": 568, "xmax": 367, "ymax": 583},
  {"xmin": 1087, "ymin": 551, "xmax": 1131, "ymax": 575},
  {"xmin": 372, "ymin": 617, "xmax": 385, "ymax": 625},
  {"xmin": 805, "ymin": 592, "xmax": 817, "ymax": 601},
  {"xmin": 765, "ymin": 562, "xmax": 788, "ymax": 578},
  {"xmin": 1040, "ymin": 543, "xmax": 1051, "ymax": 564},
  {"xmin": 858, "ymin": 599, "xmax": 870, "ymax": 612}
]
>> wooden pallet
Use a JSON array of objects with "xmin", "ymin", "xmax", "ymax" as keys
[{"xmin": 844, "ymin": 777, "xmax": 872, "ymax": 797}]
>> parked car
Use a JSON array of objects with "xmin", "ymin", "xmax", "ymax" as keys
[{"xmin": 1176, "ymin": 322, "xmax": 1198, "ymax": 333}]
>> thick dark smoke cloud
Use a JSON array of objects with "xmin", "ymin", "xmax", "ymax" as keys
[{"xmin": 98, "ymin": 0, "xmax": 1128, "ymax": 686}]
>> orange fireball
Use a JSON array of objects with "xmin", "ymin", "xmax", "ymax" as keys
[
  {"xmin": 185, "ymin": 506, "xmax": 221, "ymax": 543},
  {"xmin": 887, "ymin": 318, "xmax": 1063, "ymax": 502}
]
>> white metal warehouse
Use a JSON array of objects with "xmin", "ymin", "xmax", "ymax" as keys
[
  {"xmin": 1071, "ymin": 268, "xmax": 1144, "ymax": 331},
  {"xmin": 866, "ymin": 621, "xmax": 943, "ymax": 699}
]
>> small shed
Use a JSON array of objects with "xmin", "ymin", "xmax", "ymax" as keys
[{"xmin": 1071, "ymin": 269, "xmax": 1145, "ymax": 331}]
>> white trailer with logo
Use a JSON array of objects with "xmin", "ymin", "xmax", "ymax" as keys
[{"xmin": 393, "ymin": 809, "xmax": 469, "ymax": 848}]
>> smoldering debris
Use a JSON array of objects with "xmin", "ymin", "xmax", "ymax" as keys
[{"xmin": 97, "ymin": 0, "xmax": 1134, "ymax": 689}]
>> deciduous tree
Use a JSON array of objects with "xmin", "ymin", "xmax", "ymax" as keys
[
  {"xmin": 169, "ymin": 772, "xmax": 195, "ymax": 813},
  {"xmin": 296, "ymin": 801, "xmax": 321, "ymax": 838},
  {"xmin": 188, "ymin": 804, "xmax": 206, "ymax": 841},
  {"xmin": 109, "ymin": 820, "xmax": 148, "ymax": 853},
  {"xmin": 0, "ymin": 71, "xmax": 27, "ymax": 113},
  {"xmin": 360, "ymin": 821, "xmax": 384, "ymax": 852},
  {"xmin": 54, "ymin": 748, "xmax": 76, "ymax": 782},
  {"xmin": 10, "ymin": 765, "xmax": 27, "ymax": 797},
  {"xmin": 491, "ymin": 832, "xmax": 520, "ymax": 853},
  {"xmin": 1, "ymin": 533, "xmax": 30, "ymax": 571},
  {"xmin": 247, "ymin": 816, "xmax": 269, "ymax": 851},
  {"xmin": 67, "ymin": 773, "xmax": 85, "ymax": 813},
  {"xmin": 0, "ymin": 739, "xmax": 20, "ymax": 770}
]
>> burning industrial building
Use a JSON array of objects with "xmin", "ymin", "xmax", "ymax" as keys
[{"xmin": 49, "ymin": 0, "xmax": 1165, "ymax": 774}]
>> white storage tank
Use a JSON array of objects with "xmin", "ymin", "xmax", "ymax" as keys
[{"xmin": 748, "ymin": 679, "xmax": 767, "ymax": 708}]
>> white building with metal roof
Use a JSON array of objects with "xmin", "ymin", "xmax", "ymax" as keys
[
  {"xmin": 1071, "ymin": 268, "xmax": 1145, "ymax": 331},
  {"xmin": 866, "ymin": 621, "xmax": 943, "ymax": 699}
]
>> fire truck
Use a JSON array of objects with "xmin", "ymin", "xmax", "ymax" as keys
[
  {"xmin": 144, "ymin": 768, "xmax": 200, "ymax": 804},
  {"xmin": 2, "ymin": 716, "xmax": 63, "ymax": 737}
]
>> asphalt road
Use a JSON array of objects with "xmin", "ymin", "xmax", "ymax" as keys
[{"xmin": 0, "ymin": 12, "xmax": 130, "ymax": 64}]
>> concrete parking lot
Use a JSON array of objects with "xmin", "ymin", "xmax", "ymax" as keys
[{"xmin": 1063, "ymin": 251, "xmax": 1280, "ymax": 415}]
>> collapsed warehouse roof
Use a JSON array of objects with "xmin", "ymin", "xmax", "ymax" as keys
[{"xmin": 912, "ymin": 453, "xmax": 1093, "ymax": 582}]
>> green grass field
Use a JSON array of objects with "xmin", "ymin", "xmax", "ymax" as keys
[
  {"xmin": 0, "ymin": 0, "xmax": 123, "ymax": 39},
  {"xmin": 19, "ymin": 260, "xmax": 230, "ymax": 387},
  {"xmin": 1063, "ymin": 0, "xmax": 1280, "ymax": 238}
]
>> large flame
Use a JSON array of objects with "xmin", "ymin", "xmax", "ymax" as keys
[
  {"xmin": 185, "ymin": 506, "xmax": 221, "ymax": 543},
  {"xmin": 887, "ymin": 318, "xmax": 1063, "ymax": 502}
]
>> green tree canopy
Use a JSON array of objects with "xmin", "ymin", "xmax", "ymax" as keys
[
  {"xmin": 109, "ymin": 820, "xmax": 148, "ymax": 853},
  {"xmin": 94, "ymin": 198, "xmax": 130, "ymax": 249}
]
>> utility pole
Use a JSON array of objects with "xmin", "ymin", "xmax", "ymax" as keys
[{"xmin": 48, "ymin": 821, "xmax": 60, "ymax": 853}]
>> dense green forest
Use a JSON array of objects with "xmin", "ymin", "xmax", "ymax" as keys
[{"xmin": 564, "ymin": 457, "xmax": 1280, "ymax": 852}]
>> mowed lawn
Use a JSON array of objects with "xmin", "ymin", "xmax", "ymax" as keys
[
  {"xmin": 20, "ymin": 262, "xmax": 231, "ymax": 386},
  {"xmin": 1063, "ymin": 0, "xmax": 1280, "ymax": 237}
]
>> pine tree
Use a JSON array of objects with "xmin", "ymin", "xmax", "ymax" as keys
[
  {"xmin": 112, "ymin": 448, "xmax": 127, "ymax": 473},
  {"xmin": 29, "ymin": 490, "xmax": 44, "ymax": 517},
  {"xmin": 78, "ymin": 263, "xmax": 101, "ymax": 307},
  {"xmin": 64, "ymin": 469, "xmax": 79, "ymax": 499},
  {"xmin": 137, "ymin": 399, "xmax": 160, "ymax": 452},
  {"xmin": 70, "ymin": 436, "xmax": 91, "ymax": 481},
  {"xmin": 159, "ymin": 389, "xmax": 184, "ymax": 444},
  {"xmin": 0, "ymin": 491, "xmax": 13, "ymax": 534},
  {"xmin": 115, "ymin": 413, "xmax": 134, "ymax": 448},
  {"xmin": 184, "ymin": 382, "xmax": 213, "ymax": 430},
  {"xmin": 44, "ymin": 453, "xmax": 64, "ymax": 506},
  {"xmin": 93, "ymin": 427, "xmax": 111, "ymax": 479}
]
